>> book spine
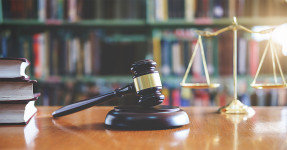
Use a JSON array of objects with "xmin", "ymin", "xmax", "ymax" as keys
[
  {"xmin": 33, "ymin": 34, "xmax": 41, "ymax": 78},
  {"xmin": 38, "ymin": 0, "xmax": 46, "ymax": 22},
  {"xmin": 185, "ymin": 0, "xmax": 195, "ymax": 22},
  {"xmin": 191, "ymin": 39, "xmax": 202, "ymax": 78},
  {"xmin": 58, "ymin": 0, "xmax": 64, "ymax": 20},
  {"xmin": 172, "ymin": 88, "xmax": 181, "ymax": 106},
  {"xmin": 152, "ymin": 35, "xmax": 162, "ymax": 69},
  {"xmin": 67, "ymin": 0, "xmax": 77, "ymax": 22},
  {"xmin": 1, "ymin": 34, "xmax": 8, "ymax": 57},
  {"xmin": 161, "ymin": 87, "xmax": 170, "ymax": 105},
  {"xmin": 0, "ymin": 0, "xmax": 3, "ymax": 23},
  {"xmin": 146, "ymin": 0, "xmax": 155, "ymax": 23},
  {"xmin": 180, "ymin": 88, "xmax": 191, "ymax": 106},
  {"xmin": 171, "ymin": 41, "xmax": 184, "ymax": 75},
  {"xmin": 249, "ymin": 40, "xmax": 259, "ymax": 76},
  {"xmin": 83, "ymin": 40, "xmax": 92, "ymax": 75},
  {"xmin": 161, "ymin": 39, "xmax": 171, "ymax": 76}
]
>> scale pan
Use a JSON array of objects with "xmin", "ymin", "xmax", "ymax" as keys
[
  {"xmin": 180, "ymin": 83, "xmax": 220, "ymax": 89},
  {"xmin": 250, "ymin": 83, "xmax": 287, "ymax": 89}
]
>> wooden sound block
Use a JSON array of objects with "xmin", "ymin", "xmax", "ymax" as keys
[{"xmin": 105, "ymin": 105, "xmax": 189, "ymax": 130}]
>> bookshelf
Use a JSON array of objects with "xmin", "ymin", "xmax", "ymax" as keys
[{"xmin": 0, "ymin": 0, "xmax": 287, "ymax": 107}]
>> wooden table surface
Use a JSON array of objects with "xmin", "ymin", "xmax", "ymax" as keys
[{"xmin": 0, "ymin": 106, "xmax": 287, "ymax": 150}]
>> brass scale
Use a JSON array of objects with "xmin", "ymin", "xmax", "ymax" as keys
[{"xmin": 180, "ymin": 17, "xmax": 286, "ymax": 114}]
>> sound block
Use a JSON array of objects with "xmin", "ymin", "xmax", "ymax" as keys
[{"xmin": 105, "ymin": 105, "xmax": 189, "ymax": 130}]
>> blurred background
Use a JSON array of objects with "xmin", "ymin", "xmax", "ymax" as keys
[{"xmin": 0, "ymin": 0, "xmax": 287, "ymax": 107}]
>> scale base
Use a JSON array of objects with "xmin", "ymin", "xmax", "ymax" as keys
[
  {"xmin": 105, "ymin": 105, "xmax": 189, "ymax": 130},
  {"xmin": 218, "ymin": 100, "xmax": 255, "ymax": 115}
]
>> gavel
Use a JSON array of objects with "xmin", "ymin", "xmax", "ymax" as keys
[{"xmin": 52, "ymin": 59, "xmax": 165, "ymax": 118}]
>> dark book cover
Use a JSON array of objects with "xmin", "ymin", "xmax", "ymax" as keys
[
  {"xmin": 90, "ymin": 31, "xmax": 101, "ymax": 75},
  {"xmin": 81, "ymin": 0, "xmax": 96, "ymax": 19},
  {"xmin": 168, "ymin": 0, "xmax": 174, "ymax": 19},
  {"xmin": 9, "ymin": 0, "xmax": 26, "ymax": 19},
  {"xmin": 49, "ymin": 32, "xmax": 59, "ymax": 76},
  {"xmin": 16, "ymin": 35, "xmax": 34, "ymax": 76},
  {"xmin": 2, "ymin": 0, "xmax": 11, "ymax": 19},
  {"xmin": 103, "ymin": 0, "xmax": 115, "ymax": 19},
  {"xmin": 0, "ymin": 57, "xmax": 30, "ymax": 63},
  {"xmin": 161, "ymin": 39, "xmax": 172, "ymax": 76},
  {"xmin": 195, "ymin": 0, "xmax": 203, "ymax": 18},
  {"xmin": 0, "ymin": 78, "xmax": 36, "ymax": 83},
  {"xmin": 183, "ymin": 41, "xmax": 190, "ymax": 71},
  {"xmin": 218, "ymin": 32, "xmax": 233, "ymax": 76},
  {"xmin": 26, "ymin": 0, "xmax": 38, "ymax": 19}
]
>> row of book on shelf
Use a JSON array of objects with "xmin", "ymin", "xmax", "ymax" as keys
[
  {"xmin": 1, "ymin": 28, "xmax": 286, "ymax": 80},
  {"xmin": 153, "ymin": 28, "xmax": 287, "ymax": 78},
  {"xmin": 0, "ymin": 29, "xmax": 146, "ymax": 78},
  {"xmin": 151, "ymin": 0, "xmax": 287, "ymax": 22},
  {"xmin": 2, "ymin": 0, "xmax": 146, "ymax": 22},
  {"xmin": 0, "ymin": 58, "xmax": 39, "ymax": 124},
  {"xmin": 37, "ymin": 77, "xmax": 287, "ymax": 107},
  {"xmin": 162, "ymin": 86, "xmax": 287, "ymax": 107}
]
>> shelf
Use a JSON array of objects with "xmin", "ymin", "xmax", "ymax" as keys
[
  {"xmin": 104, "ymin": 34, "xmax": 147, "ymax": 42},
  {"xmin": 1, "ymin": 19, "xmax": 146, "ymax": 26},
  {"xmin": 2, "ymin": 17, "xmax": 287, "ymax": 27},
  {"xmin": 78, "ymin": 20, "xmax": 146, "ymax": 26},
  {"xmin": 148, "ymin": 17, "xmax": 287, "ymax": 27},
  {"xmin": 2, "ymin": 19, "xmax": 45, "ymax": 25},
  {"xmin": 32, "ymin": 75, "xmax": 282, "ymax": 83},
  {"xmin": 33, "ymin": 75, "xmax": 133, "ymax": 84}
]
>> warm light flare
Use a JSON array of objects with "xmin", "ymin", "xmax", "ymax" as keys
[{"xmin": 272, "ymin": 24, "xmax": 287, "ymax": 56}]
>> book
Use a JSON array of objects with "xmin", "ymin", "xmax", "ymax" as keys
[
  {"xmin": 33, "ymin": 33, "xmax": 43, "ymax": 78},
  {"xmin": 161, "ymin": 88, "xmax": 170, "ymax": 105},
  {"xmin": 180, "ymin": 88, "xmax": 192, "ymax": 106},
  {"xmin": 249, "ymin": 39, "xmax": 259, "ymax": 76},
  {"xmin": 38, "ymin": 0, "xmax": 46, "ymax": 21},
  {"xmin": 152, "ymin": 30, "xmax": 162, "ymax": 69},
  {"xmin": 171, "ymin": 41, "xmax": 184, "ymax": 75},
  {"xmin": 0, "ymin": 79, "xmax": 36, "ymax": 101},
  {"xmin": 238, "ymin": 37, "xmax": 247, "ymax": 75},
  {"xmin": 1, "ymin": 31, "xmax": 10, "ymax": 58},
  {"xmin": 191, "ymin": 39, "xmax": 202, "ymax": 78},
  {"xmin": 90, "ymin": 31, "xmax": 101, "ymax": 75},
  {"xmin": 0, "ymin": 58, "xmax": 30, "ymax": 79},
  {"xmin": 185, "ymin": 0, "xmax": 195, "ymax": 22},
  {"xmin": 218, "ymin": 32, "xmax": 233, "ymax": 75},
  {"xmin": 172, "ymin": 88, "xmax": 181, "ymax": 106},
  {"xmin": 161, "ymin": 39, "xmax": 171, "ymax": 76},
  {"xmin": 67, "ymin": 0, "xmax": 78, "ymax": 22},
  {"xmin": 83, "ymin": 40, "xmax": 92, "ymax": 75},
  {"xmin": 0, "ymin": 100, "xmax": 37, "ymax": 124}
]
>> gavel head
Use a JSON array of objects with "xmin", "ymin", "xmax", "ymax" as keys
[{"xmin": 130, "ymin": 60, "xmax": 165, "ymax": 107}]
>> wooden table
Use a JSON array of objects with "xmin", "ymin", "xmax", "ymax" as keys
[{"xmin": 0, "ymin": 106, "xmax": 287, "ymax": 150}]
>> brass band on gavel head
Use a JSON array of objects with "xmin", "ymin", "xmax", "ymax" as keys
[
  {"xmin": 130, "ymin": 59, "xmax": 164, "ymax": 106},
  {"xmin": 133, "ymin": 72, "xmax": 162, "ymax": 92}
]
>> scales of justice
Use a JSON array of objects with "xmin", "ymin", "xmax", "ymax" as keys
[{"xmin": 181, "ymin": 17, "xmax": 287, "ymax": 114}]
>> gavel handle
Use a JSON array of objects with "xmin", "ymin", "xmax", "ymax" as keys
[
  {"xmin": 52, "ymin": 83, "xmax": 135, "ymax": 118},
  {"xmin": 52, "ymin": 92, "xmax": 116, "ymax": 118}
]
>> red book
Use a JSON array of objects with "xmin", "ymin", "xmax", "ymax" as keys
[
  {"xmin": 33, "ymin": 34, "xmax": 43, "ymax": 78},
  {"xmin": 249, "ymin": 40, "xmax": 259, "ymax": 76},
  {"xmin": 172, "ymin": 89, "xmax": 181, "ymax": 106}
]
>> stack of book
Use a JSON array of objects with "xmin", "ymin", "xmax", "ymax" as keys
[{"xmin": 0, "ymin": 58, "xmax": 39, "ymax": 124}]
